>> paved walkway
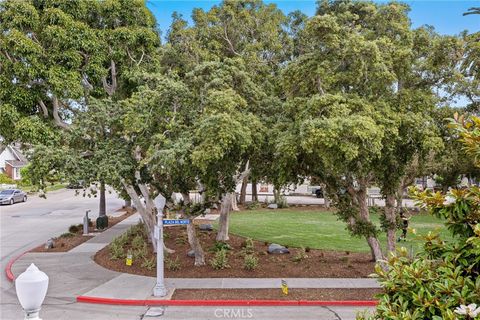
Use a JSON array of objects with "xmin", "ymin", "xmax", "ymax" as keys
[{"xmin": 9, "ymin": 213, "xmax": 379, "ymax": 302}]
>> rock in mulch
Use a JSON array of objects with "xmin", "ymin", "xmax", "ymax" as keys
[
  {"xmin": 268, "ymin": 243, "xmax": 289, "ymax": 254},
  {"xmin": 187, "ymin": 250, "xmax": 195, "ymax": 258},
  {"xmin": 267, "ymin": 203, "xmax": 278, "ymax": 209},
  {"xmin": 199, "ymin": 224, "xmax": 213, "ymax": 231}
]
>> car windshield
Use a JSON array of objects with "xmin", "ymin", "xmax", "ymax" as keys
[{"xmin": 0, "ymin": 190, "xmax": 15, "ymax": 195}]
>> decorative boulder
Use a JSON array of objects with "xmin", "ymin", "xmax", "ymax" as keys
[
  {"xmin": 268, "ymin": 243, "xmax": 289, "ymax": 254},
  {"xmin": 199, "ymin": 224, "xmax": 213, "ymax": 231},
  {"xmin": 267, "ymin": 203, "xmax": 278, "ymax": 209},
  {"xmin": 187, "ymin": 250, "xmax": 195, "ymax": 258}
]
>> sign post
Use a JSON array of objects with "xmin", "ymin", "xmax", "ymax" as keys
[{"xmin": 153, "ymin": 194, "xmax": 167, "ymax": 297}]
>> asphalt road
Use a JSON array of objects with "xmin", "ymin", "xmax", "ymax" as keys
[{"xmin": 0, "ymin": 188, "xmax": 124, "ymax": 288}]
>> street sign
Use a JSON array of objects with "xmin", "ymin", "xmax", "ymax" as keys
[{"xmin": 163, "ymin": 219, "xmax": 190, "ymax": 225}]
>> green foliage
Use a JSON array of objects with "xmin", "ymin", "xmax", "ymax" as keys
[
  {"xmin": 141, "ymin": 257, "xmax": 156, "ymax": 271},
  {"xmin": 0, "ymin": 174, "xmax": 14, "ymax": 184},
  {"xmin": 60, "ymin": 232, "xmax": 75, "ymax": 238},
  {"xmin": 209, "ymin": 241, "xmax": 232, "ymax": 253},
  {"xmin": 132, "ymin": 235, "xmax": 146, "ymax": 251},
  {"xmin": 360, "ymin": 185, "xmax": 480, "ymax": 318},
  {"xmin": 134, "ymin": 243, "xmax": 148, "ymax": 260},
  {"xmin": 292, "ymin": 247, "xmax": 308, "ymax": 262},
  {"xmin": 166, "ymin": 256, "xmax": 181, "ymax": 271},
  {"xmin": 245, "ymin": 201, "xmax": 261, "ymax": 210},
  {"xmin": 109, "ymin": 241, "xmax": 125, "ymax": 260},
  {"xmin": 68, "ymin": 225, "xmax": 79, "ymax": 233},
  {"xmin": 243, "ymin": 254, "xmax": 258, "ymax": 271},
  {"xmin": 210, "ymin": 249, "xmax": 230, "ymax": 270},
  {"xmin": 242, "ymin": 238, "xmax": 255, "ymax": 255}
]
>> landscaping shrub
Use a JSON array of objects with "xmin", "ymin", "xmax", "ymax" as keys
[
  {"xmin": 68, "ymin": 225, "xmax": 79, "ymax": 233},
  {"xmin": 292, "ymin": 247, "xmax": 308, "ymax": 262},
  {"xmin": 210, "ymin": 249, "xmax": 230, "ymax": 270},
  {"xmin": 166, "ymin": 256, "xmax": 181, "ymax": 271},
  {"xmin": 175, "ymin": 237, "xmax": 187, "ymax": 245},
  {"xmin": 141, "ymin": 257, "xmax": 156, "ymax": 270},
  {"xmin": 134, "ymin": 243, "xmax": 148, "ymax": 260},
  {"xmin": 276, "ymin": 195, "xmax": 289, "ymax": 209},
  {"xmin": 132, "ymin": 234, "xmax": 145, "ymax": 250},
  {"xmin": 243, "ymin": 254, "xmax": 258, "ymax": 271},
  {"xmin": 0, "ymin": 173, "xmax": 14, "ymax": 184},
  {"xmin": 242, "ymin": 238, "xmax": 255, "ymax": 255},
  {"xmin": 210, "ymin": 241, "xmax": 232, "ymax": 253},
  {"xmin": 60, "ymin": 232, "xmax": 75, "ymax": 238},
  {"xmin": 358, "ymin": 187, "xmax": 480, "ymax": 320},
  {"xmin": 109, "ymin": 241, "xmax": 125, "ymax": 260},
  {"xmin": 246, "ymin": 201, "xmax": 261, "ymax": 210}
]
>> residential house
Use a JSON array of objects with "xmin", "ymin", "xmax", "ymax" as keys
[{"xmin": 0, "ymin": 144, "xmax": 28, "ymax": 180}]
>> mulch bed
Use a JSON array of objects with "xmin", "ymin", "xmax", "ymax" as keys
[
  {"xmin": 31, "ymin": 207, "xmax": 135, "ymax": 253},
  {"xmin": 94, "ymin": 221, "xmax": 376, "ymax": 278},
  {"xmin": 172, "ymin": 288, "xmax": 381, "ymax": 301}
]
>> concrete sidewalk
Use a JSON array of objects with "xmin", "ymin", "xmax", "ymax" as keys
[{"xmin": 9, "ymin": 212, "xmax": 379, "ymax": 302}]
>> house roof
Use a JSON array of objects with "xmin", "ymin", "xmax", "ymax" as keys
[
  {"xmin": 5, "ymin": 160, "xmax": 27, "ymax": 168},
  {"xmin": 10, "ymin": 145, "xmax": 27, "ymax": 162}
]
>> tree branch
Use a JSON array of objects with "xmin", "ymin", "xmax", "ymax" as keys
[
  {"xmin": 222, "ymin": 24, "xmax": 242, "ymax": 57},
  {"xmin": 52, "ymin": 96, "xmax": 70, "ymax": 129},
  {"xmin": 37, "ymin": 99, "xmax": 49, "ymax": 117}
]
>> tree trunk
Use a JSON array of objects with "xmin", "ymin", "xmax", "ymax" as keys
[
  {"xmin": 122, "ymin": 181, "xmax": 157, "ymax": 252},
  {"xmin": 385, "ymin": 193, "xmax": 397, "ymax": 253},
  {"xmin": 124, "ymin": 199, "xmax": 131, "ymax": 208},
  {"xmin": 273, "ymin": 186, "xmax": 280, "ymax": 203},
  {"xmin": 182, "ymin": 192, "xmax": 205, "ymax": 265},
  {"xmin": 231, "ymin": 192, "xmax": 240, "ymax": 211},
  {"xmin": 216, "ymin": 193, "xmax": 233, "ymax": 241},
  {"xmin": 252, "ymin": 179, "xmax": 258, "ymax": 202},
  {"xmin": 239, "ymin": 177, "xmax": 248, "ymax": 205},
  {"xmin": 186, "ymin": 223, "xmax": 206, "ymax": 266},
  {"xmin": 99, "ymin": 180, "xmax": 106, "ymax": 217},
  {"xmin": 357, "ymin": 183, "xmax": 384, "ymax": 262},
  {"xmin": 321, "ymin": 183, "xmax": 330, "ymax": 208}
]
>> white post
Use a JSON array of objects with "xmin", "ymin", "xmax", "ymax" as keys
[{"xmin": 153, "ymin": 194, "xmax": 167, "ymax": 297}]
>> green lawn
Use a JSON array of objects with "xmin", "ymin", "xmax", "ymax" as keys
[{"xmin": 222, "ymin": 208, "xmax": 451, "ymax": 253}]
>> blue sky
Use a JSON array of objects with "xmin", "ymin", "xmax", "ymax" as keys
[{"xmin": 147, "ymin": 0, "xmax": 480, "ymax": 38}]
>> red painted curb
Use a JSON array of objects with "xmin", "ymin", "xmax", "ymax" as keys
[
  {"xmin": 76, "ymin": 296, "xmax": 378, "ymax": 307},
  {"xmin": 5, "ymin": 252, "xmax": 27, "ymax": 282}
]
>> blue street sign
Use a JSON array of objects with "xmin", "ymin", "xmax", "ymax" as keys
[{"xmin": 163, "ymin": 219, "xmax": 190, "ymax": 225}]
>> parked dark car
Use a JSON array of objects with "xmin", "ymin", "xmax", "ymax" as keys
[
  {"xmin": 311, "ymin": 186, "xmax": 324, "ymax": 198},
  {"xmin": 0, "ymin": 189, "xmax": 27, "ymax": 205}
]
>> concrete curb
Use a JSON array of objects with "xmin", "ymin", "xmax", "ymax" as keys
[
  {"xmin": 76, "ymin": 296, "xmax": 378, "ymax": 307},
  {"xmin": 5, "ymin": 251, "xmax": 27, "ymax": 281}
]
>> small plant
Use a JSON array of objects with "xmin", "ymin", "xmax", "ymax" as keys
[
  {"xmin": 243, "ymin": 254, "xmax": 258, "ymax": 271},
  {"xmin": 109, "ymin": 241, "xmax": 125, "ymax": 260},
  {"xmin": 305, "ymin": 247, "xmax": 311, "ymax": 253},
  {"xmin": 242, "ymin": 238, "xmax": 255, "ymax": 255},
  {"xmin": 175, "ymin": 237, "xmax": 187, "ymax": 245},
  {"xmin": 166, "ymin": 256, "xmax": 181, "ymax": 271},
  {"xmin": 292, "ymin": 247, "xmax": 308, "ymax": 262},
  {"xmin": 340, "ymin": 256, "xmax": 349, "ymax": 263},
  {"xmin": 276, "ymin": 195, "xmax": 289, "ymax": 209},
  {"xmin": 246, "ymin": 201, "xmax": 261, "ymax": 210},
  {"xmin": 210, "ymin": 249, "xmax": 230, "ymax": 270},
  {"xmin": 210, "ymin": 241, "xmax": 232, "ymax": 253},
  {"xmin": 68, "ymin": 225, "xmax": 79, "ymax": 233},
  {"xmin": 134, "ymin": 243, "xmax": 148, "ymax": 260},
  {"xmin": 132, "ymin": 234, "xmax": 145, "ymax": 250},
  {"xmin": 60, "ymin": 232, "xmax": 75, "ymax": 238},
  {"xmin": 141, "ymin": 257, "xmax": 156, "ymax": 270}
]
